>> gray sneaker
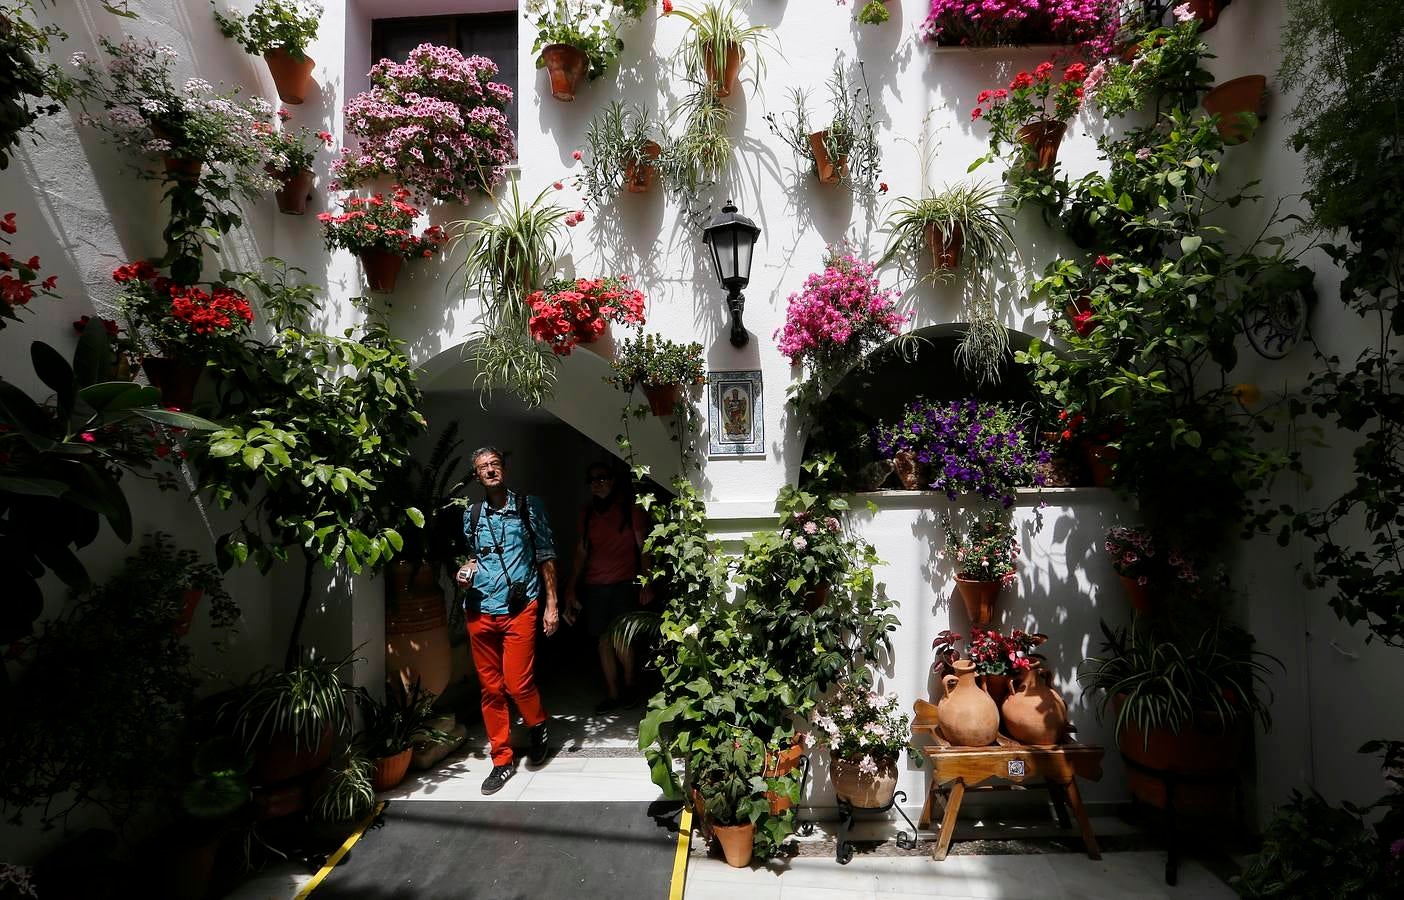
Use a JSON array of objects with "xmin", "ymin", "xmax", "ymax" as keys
[{"xmin": 480, "ymin": 762, "xmax": 516, "ymax": 795}]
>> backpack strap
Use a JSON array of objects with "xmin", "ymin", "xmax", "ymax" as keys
[
  {"xmin": 467, "ymin": 500, "xmax": 484, "ymax": 557},
  {"xmin": 516, "ymin": 493, "xmax": 538, "ymax": 560}
]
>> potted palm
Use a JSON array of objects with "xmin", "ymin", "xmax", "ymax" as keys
[
  {"xmin": 319, "ymin": 188, "xmax": 447, "ymax": 293},
  {"xmin": 942, "ymin": 507, "xmax": 1021, "ymax": 627},
  {"xmin": 213, "ymin": 0, "xmax": 322, "ymax": 105},
  {"xmin": 582, "ymin": 101, "xmax": 665, "ymax": 204},
  {"xmin": 528, "ymin": 0, "xmax": 627, "ymax": 101},
  {"xmin": 877, "ymin": 183, "xmax": 1013, "ymax": 277},
  {"xmin": 764, "ymin": 62, "xmax": 882, "ymax": 196},
  {"xmin": 688, "ymin": 733, "xmax": 769, "ymax": 867},
  {"xmin": 812, "ymin": 679, "xmax": 910, "ymax": 808},
  {"xmin": 356, "ymin": 681, "xmax": 457, "ymax": 792},
  {"xmin": 608, "ymin": 332, "xmax": 706, "ymax": 416},
  {"xmin": 665, "ymin": 1, "xmax": 772, "ymax": 98},
  {"xmin": 256, "ymin": 111, "xmax": 332, "ymax": 215}
]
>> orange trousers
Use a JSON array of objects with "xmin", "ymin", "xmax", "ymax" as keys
[{"xmin": 466, "ymin": 601, "xmax": 548, "ymax": 765}]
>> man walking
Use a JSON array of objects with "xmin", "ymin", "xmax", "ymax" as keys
[{"xmin": 456, "ymin": 447, "xmax": 559, "ymax": 794}]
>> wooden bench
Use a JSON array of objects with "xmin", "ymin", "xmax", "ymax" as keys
[{"xmin": 912, "ymin": 699, "xmax": 1105, "ymax": 861}]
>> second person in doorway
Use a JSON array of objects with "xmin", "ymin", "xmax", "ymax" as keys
[{"xmin": 564, "ymin": 461, "xmax": 652, "ymax": 713}]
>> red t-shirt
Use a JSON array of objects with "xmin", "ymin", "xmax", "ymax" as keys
[{"xmin": 579, "ymin": 502, "xmax": 647, "ymax": 586}]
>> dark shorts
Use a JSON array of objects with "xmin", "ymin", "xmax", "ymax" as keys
[{"xmin": 582, "ymin": 581, "xmax": 639, "ymax": 638}]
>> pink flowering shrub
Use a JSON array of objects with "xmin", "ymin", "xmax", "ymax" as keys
[
  {"xmin": 921, "ymin": 0, "xmax": 1117, "ymax": 53},
  {"xmin": 332, "ymin": 44, "xmax": 515, "ymax": 203},
  {"xmin": 774, "ymin": 249, "xmax": 909, "ymax": 370},
  {"xmin": 1105, "ymin": 525, "xmax": 1200, "ymax": 587}
]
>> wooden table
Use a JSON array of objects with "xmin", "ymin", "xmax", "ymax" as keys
[{"xmin": 912, "ymin": 700, "xmax": 1105, "ymax": 861}]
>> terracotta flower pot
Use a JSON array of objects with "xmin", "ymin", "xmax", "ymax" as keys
[
  {"xmin": 711, "ymin": 822, "xmax": 755, "ymax": 868},
  {"xmin": 264, "ymin": 48, "xmax": 316, "ymax": 105},
  {"xmin": 1184, "ymin": 0, "xmax": 1226, "ymax": 30},
  {"xmin": 1115, "ymin": 695, "xmax": 1246, "ymax": 812},
  {"xmin": 1084, "ymin": 441, "xmax": 1118, "ymax": 487},
  {"xmin": 982, "ymin": 672, "xmax": 1012, "ymax": 709},
  {"xmin": 252, "ymin": 725, "xmax": 333, "ymax": 786},
  {"xmin": 704, "ymin": 42, "xmax": 744, "ymax": 98},
  {"xmin": 386, "ymin": 560, "xmax": 452, "ymax": 699},
  {"xmin": 937, "ymin": 659, "xmax": 1000, "ymax": 747},
  {"xmin": 954, "ymin": 575, "xmax": 1004, "ymax": 626},
  {"xmin": 141, "ymin": 356, "xmax": 204, "ymax": 410},
  {"xmin": 540, "ymin": 43, "xmax": 589, "ymax": 102},
  {"xmin": 372, "ymin": 747, "xmax": 414, "ymax": 792},
  {"xmin": 252, "ymin": 782, "xmax": 306, "ymax": 820},
  {"xmin": 1001, "ymin": 662, "xmax": 1068, "ymax": 747},
  {"xmin": 162, "ymin": 156, "xmax": 203, "ymax": 179},
  {"xmin": 642, "ymin": 382, "xmax": 682, "ymax": 417},
  {"xmin": 359, "ymin": 249, "xmax": 404, "ymax": 293},
  {"xmin": 830, "ymin": 754, "xmax": 899, "ymax": 809},
  {"xmin": 171, "ymin": 587, "xmax": 203, "ymax": 637},
  {"xmin": 925, "ymin": 221, "xmax": 964, "ymax": 271},
  {"xmin": 802, "ymin": 581, "xmax": 829, "ymax": 613},
  {"xmin": 807, "ymin": 130, "xmax": 848, "ymax": 185},
  {"xmin": 893, "ymin": 449, "xmax": 923, "ymax": 490},
  {"xmin": 1202, "ymin": 74, "xmax": 1267, "ymax": 145},
  {"xmin": 763, "ymin": 737, "xmax": 805, "ymax": 814},
  {"xmin": 274, "ymin": 168, "xmax": 315, "ymax": 215},
  {"xmin": 573, "ymin": 318, "xmax": 612, "ymax": 358},
  {"xmin": 1120, "ymin": 575, "xmax": 1154, "ymax": 615},
  {"xmin": 624, "ymin": 141, "xmax": 662, "ymax": 193},
  {"xmin": 1017, "ymin": 121, "xmax": 1067, "ymax": 172}
]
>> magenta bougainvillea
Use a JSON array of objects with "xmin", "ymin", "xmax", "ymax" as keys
[
  {"xmin": 774, "ymin": 250, "xmax": 909, "ymax": 369},
  {"xmin": 921, "ymin": 0, "xmax": 1116, "ymax": 53},
  {"xmin": 332, "ymin": 44, "xmax": 515, "ymax": 203}
]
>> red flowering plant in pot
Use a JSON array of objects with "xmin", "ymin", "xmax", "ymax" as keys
[
  {"xmin": 971, "ymin": 60, "xmax": 1088, "ymax": 177},
  {"xmin": 941, "ymin": 507, "xmax": 1020, "ymax": 626},
  {"xmin": 526, "ymin": 275, "xmax": 647, "ymax": 355},
  {"xmin": 256, "ymin": 109, "xmax": 333, "ymax": 215},
  {"xmin": 0, "ymin": 212, "xmax": 60, "ymax": 329},
  {"xmin": 113, "ymin": 260, "xmax": 255, "ymax": 409},
  {"xmin": 967, "ymin": 626, "xmax": 1045, "ymax": 707},
  {"xmin": 319, "ymin": 188, "xmax": 447, "ymax": 293}
]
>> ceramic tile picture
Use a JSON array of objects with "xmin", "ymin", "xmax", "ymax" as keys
[{"xmin": 707, "ymin": 369, "xmax": 764, "ymax": 458}]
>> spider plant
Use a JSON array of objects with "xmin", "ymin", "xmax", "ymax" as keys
[
  {"xmin": 666, "ymin": 1, "xmax": 772, "ymax": 95},
  {"xmin": 1080, "ymin": 618, "xmax": 1278, "ymax": 749},
  {"xmin": 877, "ymin": 182, "xmax": 1013, "ymax": 279},
  {"xmin": 355, "ymin": 680, "xmax": 457, "ymax": 758},
  {"xmin": 764, "ymin": 61, "xmax": 881, "ymax": 198},
  {"xmin": 583, "ymin": 100, "xmax": 664, "ymax": 208},
  {"xmin": 218, "ymin": 651, "xmax": 359, "ymax": 754},
  {"xmin": 659, "ymin": 84, "xmax": 732, "ymax": 217},
  {"xmin": 310, "ymin": 749, "xmax": 375, "ymax": 824}
]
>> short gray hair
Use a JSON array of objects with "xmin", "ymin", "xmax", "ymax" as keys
[{"xmin": 470, "ymin": 446, "xmax": 505, "ymax": 469}]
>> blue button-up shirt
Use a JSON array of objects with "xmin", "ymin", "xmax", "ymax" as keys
[{"xmin": 462, "ymin": 492, "xmax": 556, "ymax": 615}]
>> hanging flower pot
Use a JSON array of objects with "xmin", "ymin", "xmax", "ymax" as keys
[
  {"xmin": 263, "ymin": 48, "xmax": 316, "ymax": 105},
  {"xmin": 359, "ymin": 249, "xmax": 404, "ymax": 293},
  {"xmin": 954, "ymin": 575, "xmax": 1004, "ymax": 626},
  {"xmin": 704, "ymin": 42, "xmax": 744, "ymax": 98},
  {"xmin": 624, "ymin": 141, "xmax": 663, "ymax": 193},
  {"xmin": 142, "ymin": 356, "xmax": 204, "ymax": 410},
  {"xmin": 1016, "ymin": 121, "xmax": 1067, "ymax": 172},
  {"xmin": 274, "ymin": 168, "xmax": 316, "ymax": 215},
  {"xmin": 575, "ymin": 319, "xmax": 613, "ymax": 359},
  {"xmin": 642, "ymin": 383, "xmax": 682, "ymax": 417},
  {"xmin": 162, "ymin": 156, "xmax": 203, "ymax": 179},
  {"xmin": 1184, "ymin": 0, "xmax": 1228, "ymax": 31},
  {"xmin": 372, "ymin": 748, "xmax": 414, "ymax": 792},
  {"xmin": 1120, "ymin": 575, "xmax": 1154, "ymax": 615},
  {"xmin": 1202, "ymin": 74, "xmax": 1267, "ymax": 145},
  {"xmin": 807, "ymin": 131, "xmax": 848, "ymax": 185},
  {"xmin": 1084, "ymin": 441, "xmax": 1118, "ymax": 487},
  {"xmin": 711, "ymin": 822, "xmax": 755, "ymax": 867},
  {"xmin": 540, "ymin": 43, "xmax": 589, "ymax": 102},
  {"xmin": 924, "ymin": 221, "xmax": 964, "ymax": 271},
  {"xmin": 830, "ymin": 753, "xmax": 899, "ymax": 809}
]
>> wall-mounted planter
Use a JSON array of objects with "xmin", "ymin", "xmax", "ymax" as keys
[
  {"xmin": 924, "ymin": 221, "xmax": 964, "ymax": 271},
  {"xmin": 1202, "ymin": 75, "xmax": 1266, "ymax": 144},
  {"xmin": 704, "ymin": 42, "xmax": 744, "ymax": 98},
  {"xmin": 954, "ymin": 575, "xmax": 1003, "ymax": 626},
  {"xmin": 274, "ymin": 168, "xmax": 315, "ymax": 215},
  {"xmin": 1184, "ymin": 0, "xmax": 1229, "ymax": 31},
  {"xmin": 642, "ymin": 382, "xmax": 682, "ymax": 417},
  {"xmin": 1017, "ymin": 121, "xmax": 1067, "ymax": 172},
  {"xmin": 808, "ymin": 131, "xmax": 848, "ymax": 185},
  {"xmin": 359, "ymin": 249, "xmax": 404, "ymax": 293},
  {"xmin": 540, "ymin": 43, "xmax": 589, "ymax": 102},
  {"xmin": 162, "ymin": 155, "xmax": 203, "ymax": 179},
  {"xmin": 624, "ymin": 141, "xmax": 662, "ymax": 193},
  {"xmin": 142, "ymin": 356, "xmax": 203, "ymax": 410},
  {"xmin": 264, "ymin": 48, "xmax": 315, "ymax": 105}
]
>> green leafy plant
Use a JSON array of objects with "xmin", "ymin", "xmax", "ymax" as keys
[
  {"xmin": 877, "ymin": 182, "xmax": 1013, "ymax": 280},
  {"xmin": 180, "ymin": 738, "xmax": 253, "ymax": 821},
  {"xmin": 212, "ymin": 0, "xmax": 322, "ymax": 59},
  {"xmin": 310, "ymin": 750, "xmax": 374, "ymax": 824},
  {"xmin": 355, "ymin": 681, "xmax": 456, "ymax": 758},
  {"xmin": 688, "ymin": 731, "xmax": 769, "ymax": 826},
  {"xmin": 1236, "ymin": 788, "xmax": 1396, "ymax": 899},
  {"xmin": 856, "ymin": 0, "xmax": 890, "ymax": 26},
  {"xmin": 941, "ymin": 508, "xmax": 1020, "ymax": 582},
  {"xmin": 0, "ymin": 1, "xmax": 64, "ymax": 170},
  {"xmin": 582, "ymin": 100, "xmax": 663, "ymax": 208},
  {"xmin": 811, "ymin": 678, "xmax": 911, "ymax": 763},
  {"xmin": 259, "ymin": 113, "xmax": 331, "ymax": 174},
  {"xmin": 378, "ymin": 422, "xmax": 469, "ymax": 573},
  {"xmin": 527, "ymin": 0, "xmax": 625, "ymax": 82},
  {"xmin": 764, "ymin": 62, "xmax": 882, "ymax": 198},
  {"xmin": 609, "ymin": 333, "xmax": 705, "ymax": 389},
  {"xmin": 219, "ymin": 652, "xmax": 358, "ymax": 756},
  {"xmin": 658, "ymin": 85, "xmax": 732, "ymax": 220},
  {"xmin": 665, "ymin": 1, "xmax": 772, "ymax": 95},
  {"xmin": 1089, "ymin": 15, "xmax": 1214, "ymax": 118}
]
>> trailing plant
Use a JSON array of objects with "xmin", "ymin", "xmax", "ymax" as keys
[
  {"xmin": 0, "ymin": 322, "xmax": 218, "ymax": 644},
  {"xmin": 0, "ymin": 534, "xmax": 238, "ymax": 828},
  {"xmin": 1274, "ymin": 0, "xmax": 1404, "ymax": 646},
  {"xmin": 658, "ymin": 85, "xmax": 731, "ymax": 220},
  {"xmin": 319, "ymin": 188, "xmax": 447, "ymax": 259},
  {"xmin": 258, "ymin": 109, "xmax": 332, "ymax": 174},
  {"xmin": 581, "ymin": 100, "xmax": 663, "ymax": 208},
  {"xmin": 1104, "ymin": 525, "xmax": 1200, "ymax": 590},
  {"xmin": 873, "ymin": 399, "xmax": 1047, "ymax": 507},
  {"xmin": 0, "ymin": 210, "xmax": 61, "ymax": 327},
  {"xmin": 0, "ymin": 1, "xmax": 64, "ymax": 170},
  {"xmin": 310, "ymin": 750, "xmax": 374, "ymax": 824},
  {"xmin": 855, "ymin": 0, "xmax": 890, "ymax": 27},
  {"xmin": 113, "ymin": 259, "xmax": 254, "ymax": 363},
  {"xmin": 876, "ymin": 182, "xmax": 1013, "ymax": 281},
  {"xmin": 527, "ymin": 275, "xmax": 647, "ymax": 355},
  {"xmin": 1086, "ymin": 11, "xmax": 1213, "ymax": 118},
  {"xmin": 763, "ymin": 61, "xmax": 882, "ymax": 199},
  {"xmin": 941, "ymin": 507, "xmax": 1021, "ymax": 582},
  {"xmin": 609, "ymin": 332, "xmax": 705, "ymax": 389},
  {"xmin": 212, "ymin": 0, "xmax": 321, "ymax": 59},
  {"xmin": 964, "ymin": 627, "xmax": 1045, "ymax": 677},
  {"xmin": 920, "ymin": 0, "xmax": 1116, "ymax": 51},
  {"xmin": 664, "ymin": 1, "xmax": 772, "ymax": 95},
  {"xmin": 527, "ymin": 0, "xmax": 626, "ymax": 82},
  {"xmin": 332, "ymin": 43, "xmax": 515, "ymax": 203}
]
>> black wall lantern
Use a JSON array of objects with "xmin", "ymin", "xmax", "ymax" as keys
[{"xmin": 702, "ymin": 199, "xmax": 761, "ymax": 348}]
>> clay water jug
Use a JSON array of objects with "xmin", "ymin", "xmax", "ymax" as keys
[
  {"xmin": 937, "ymin": 660, "xmax": 999, "ymax": 747},
  {"xmin": 1002, "ymin": 661, "xmax": 1069, "ymax": 747}
]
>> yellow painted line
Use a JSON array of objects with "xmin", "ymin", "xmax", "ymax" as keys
[
  {"xmin": 668, "ymin": 807, "xmax": 693, "ymax": 900},
  {"xmin": 296, "ymin": 800, "xmax": 387, "ymax": 898}
]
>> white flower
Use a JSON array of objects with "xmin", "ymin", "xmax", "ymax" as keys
[
  {"xmin": 839, "ymin": 704, "xmax": 854, "ymax": 719},
  {"xmin": 183, "ymin": 77, "xmax": 213, "ymax": 95},
  {"xmin": 858, "ymin": 754, "xmax": 878, "ymax": 776},
  {"xmin": 682, "ymin": 623, "xmax": 700, "ymax": 639},
  {"xmin": 792, "ymin": 536, "xmax": 808, "ymax": 551},
  {"xmin": 817, "ymin": 715, "xmax": 838, "ymax": 735},
  {"xmin": 140, "ymin": 98, "xmax": 164, "ymax": 114},
  {"xmin": 157, "ymin": 44, "xmax": 178, "ymax": 58},
  {"xmin": 248, "ymin": 96, "xmax": 273, "ymax": 117},
  {"xmin": 1173, "ymin": 2, "xmax": 1195, "ymax": 23},
  {"xmin": 70, "ymin": 51, "xmax": 88, "ymax": 67},
  {"xmin": 800, "ymin": 732, "xmax": 815, "ymax": 748}
]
